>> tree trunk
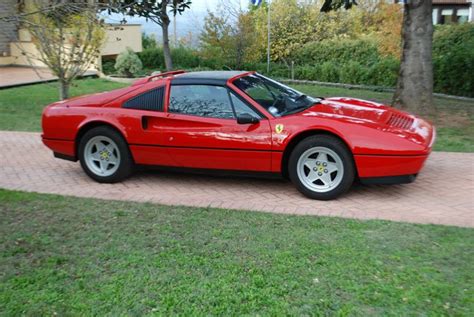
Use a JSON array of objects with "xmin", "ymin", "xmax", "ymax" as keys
[
  {"xmin": 59, "ymin": 80, "xmax": 70, "ymax": 100},
  {"xmin": 392, "ymin": 0, "xmax": 434, "ymax": 116},
  {"xmin": 162, "ymin": 22, "xmax": 173, "ymax": 71},
  {"xmin": 160, "ymin": 1, "xmax": 173, "ymax": 72}
]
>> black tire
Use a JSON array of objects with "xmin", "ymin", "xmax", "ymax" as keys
[
  {"xmin": 288, "ymin": 135, "xmax": 355, "ymax": 200},
  {"xmin": 78, "ymin": 126, "xmax": 133, "ymax": 183}
]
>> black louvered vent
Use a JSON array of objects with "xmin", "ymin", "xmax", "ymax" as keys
[{"xmin": 123, "ymin": 87, "xmax": 164, "ymax": 111}]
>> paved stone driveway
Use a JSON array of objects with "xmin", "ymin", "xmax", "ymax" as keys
[{"xmin": 1, "ymin": 131, "xmax": 473, "ymax": 227}]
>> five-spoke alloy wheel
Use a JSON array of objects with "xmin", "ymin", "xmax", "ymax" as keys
[
  {"xmin": 289, "ymin": 135, "xmax": 355, "ymax": 200},
  {"xmin": 84, "ymin": 136, "xmax": 121, "ymax": 177},
  {"xmin": 79, "ymin": 126, "xmax": 133, "ymax": 183}
]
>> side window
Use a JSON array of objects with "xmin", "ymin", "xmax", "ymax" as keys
[
  {"xmin": 169, "ymin": 85, "xmax": 234, "ymax": 119},
  {"xmin": 123, "ymin": 87, "xmax": 165, "ymax": 111},
  {"xmin": 230, "ymin": 92, "xmax": 261, "ymax": 118}
]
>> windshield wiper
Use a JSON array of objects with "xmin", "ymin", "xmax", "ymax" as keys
[
  {"xmin": 280, "ymin": 99, "xmax": 322, "ymax": 116},
  {"xmin": 280, "ymin": 105, "xmax": 311, "ymax": 116},
  {"xmin": 295, "ymin": 94, "xmax": 307, "ymax": 102}
]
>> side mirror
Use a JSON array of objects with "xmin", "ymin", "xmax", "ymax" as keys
[{"xmin": 237, "ymin": 113, "xmax": 260, "ymax": 125}]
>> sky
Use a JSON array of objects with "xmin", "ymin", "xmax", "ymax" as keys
[{"xmin": 104, "ymin": 0, "xmax": 253, "ymax": 47}]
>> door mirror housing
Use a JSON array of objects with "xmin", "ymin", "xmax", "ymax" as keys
[{"xmin": 237, "ymin": 113, "xmax": 260, "ymax": 125}]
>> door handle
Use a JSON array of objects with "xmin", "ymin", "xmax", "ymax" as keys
[{"xmin": 141, "ymin": 116, "xmax": 148, "ymax": 130}]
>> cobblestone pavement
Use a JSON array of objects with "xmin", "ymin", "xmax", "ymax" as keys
[{"xmin": 1, "ymin": 131, "xmax": 473, "ymax": 227}]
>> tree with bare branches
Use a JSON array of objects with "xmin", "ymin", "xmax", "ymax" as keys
[
  {"xmin": 2, "ymin": 1, "xmax": 105, "ymax": 99},
  {"xmin": 108, "ymin": 0, "xmax": 191, "ymax": 71}
]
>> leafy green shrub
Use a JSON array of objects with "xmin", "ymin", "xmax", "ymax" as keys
[
  {"xmin": 339, "ymin": 61, "xmax": 370, "ymax": 85},
  {"xmin": 136, "ymin": 26, "xmax": 473, "ymax": 97},
  {"xmin": 101, "ymin": 59, "xmax": 115, "ymax": 75},
  {"xmin": 139, "ymin": 46, "xmax": 201, "ymax": 70},
  {"xmin": 293, "ymin": 60, "xmax": 397, "ymax": 87},
  {"xmin": 433, "ymin": 23, "xmax": 474, "ymax": 97},
  {"xmin": 115, "ymin": 47, "xmax": 143, "ymax": 78},
  {"xmin": 172, "ymin": 46, "xmax": 201, "ymax": 68},
  {"xmin": 294, "ymin": 65, "xmax": 321, "ymax": 80},
  {"xmin": 319, "ymin": 62, "xmax": 340, "ymax": 83},
  {"xmin": 291, "ymin": 37, "xmax": 400, "ymax": 87},
  {"xmin": 138, "ymin": 47, "xmax": 165, "ymax": 70},
  {"xmin": 366, "ymin": 57, "xmax": 399, "ymax": 87},
  {"xmin": 295, "ymin": 38, "xmax": 381, "ymax": 67},
  {"xmin": 142, "ymin": 33, "xmax": 157, "ymax": 50}
]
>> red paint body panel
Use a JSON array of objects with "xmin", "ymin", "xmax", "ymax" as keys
[
  {"xmin": 354, "ymin": 154, "xmax": 428, "ymax": 178},
  {"xmin": 42, "ymin": 138, "xmax": 75, "ymax": 157},
  {"xmin": 41, "ymin": 71, "xmax": 435, "ymax": 180}
]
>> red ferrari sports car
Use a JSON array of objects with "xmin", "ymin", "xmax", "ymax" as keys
[{"xmin": 42, "ymin": 70, "xmax": 435, "ymax": 200}]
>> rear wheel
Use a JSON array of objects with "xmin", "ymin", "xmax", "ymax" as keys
[
  {"xmin": 289, "ymin": 135, "xmax": 355, "ymax": 200},
  {"xmin": 78, "ymin": 126, "xmax": 133, "ymax": 183}
]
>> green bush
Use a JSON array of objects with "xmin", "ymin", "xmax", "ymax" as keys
[
  {"xmin": 366, "ymin": 57, "xmax": 399, "ymax": 87},
  {"xmin": 288, "ymin": 37, "xmax": 400, "ymax": 87},
  {"xmin": 115, "ymin": 47, "xmax": 143, "ymax": 78},
  {"xmin": 138, "ymin": 47, "xmax": 165, "ymax": 70},
  {"xmin": 319, "ymin": 62, "xmax": 340, "ymax": 83},
  {"xmin": 138, "ymin": 46, "xmax": 201, "ymax": 70},
  {"xmin": 134, "ymin": 26, "xmax": 474, "ymax": 97},
  {"xmin": 293, "ymin": 60, "xmax": 398, "ymax": 87},
  {"xmin": 172, "ymin": 46, "xmax": 201, "ymax": 68},
  {"xmin": 433, "ymin": 23, "xmax": 474, "ymax": 97},
  {"xmin": 295, "ymin": 38, "xmax": 381, "ymax": 67},
  {"xmin": 101, "ymin": 59, "xmax": 115, "ymax": 75},
  {"xmin": 339, "ymin": 61, "xmax": 370, "ymax": 85},
  {"xmin": 142, "ymin": 33, "xmax": 157, "ymax": 50}
]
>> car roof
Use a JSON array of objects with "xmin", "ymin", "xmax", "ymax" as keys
[{"xmin": 171, "ymin": 71, "xmax": 250, "ymax": 85}]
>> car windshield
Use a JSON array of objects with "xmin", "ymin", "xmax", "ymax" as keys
[{"xmin": 233, "ymin": 73, "xmax": 322, "ymax": 117}]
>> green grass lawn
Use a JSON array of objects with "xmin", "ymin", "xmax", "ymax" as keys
[
  {"xmin": 0, "ymin": 79, "xmax": 127, "ymax": 132},
  {"xmin": 0, "ymin": 189, "xmax": 473, "ymax": 315},
  {"xmin": 0, "ymin": 78, "xmax": 472, "ymax": 151}
]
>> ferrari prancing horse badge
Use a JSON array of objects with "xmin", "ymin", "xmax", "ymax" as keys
[{"xmin": 275, "ymin": 124, "xmax": 284, "ymax": 134}]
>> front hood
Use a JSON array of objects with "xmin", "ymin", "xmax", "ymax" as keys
[
  {"xmin": 312, "ymin": 97, "xmax": 392, "ymax": 124},
  {"xmin": 301, "ymin": 97, "xmax": 421, "ymax": 130},
  {"xmin": 297, "ymin": 97, "xmax": 435, "ymax": 151}
]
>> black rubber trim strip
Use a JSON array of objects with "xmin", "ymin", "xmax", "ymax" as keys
[
  {"xmin": 355, "ymin": 153, "xmax": 429, "ymax": 157},
  {"xmin": 43, "ymin": 137, "xmax": 74, "ymax": 142},
  {"xmin": 53, "ymin": 152, "xmax": 77, "ymax": 162},
  {"xmin": 359, "ymin": 174, "xmax": 417, "ymax": 185},
  {"xmin": 129, "ymin": 143, "xmax": 283, "ymax": 153},
  {"xmin": 136, "ymin": 164, "xmax": 282, "ymax": 179}
]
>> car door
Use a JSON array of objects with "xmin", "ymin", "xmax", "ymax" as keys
[
  {"xmin": 118, "ymin": 85, "xmax": 176, "ymax": 166},
  {"xmin": 161, "ymin": 84, "xmax": 273, "ymax": 171}
]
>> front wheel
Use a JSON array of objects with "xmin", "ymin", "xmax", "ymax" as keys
[
  {"xmin": 78, "ymin": 126, "xmax": 133, "ymax": 183},
  {"xmin": 288, "ymin": 135, "xmax": 355, "ymax": 200}
]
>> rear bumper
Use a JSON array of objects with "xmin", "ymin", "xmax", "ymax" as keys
[
  {"xmin": 42, "ymin": 136, "xmax": 76, "ymax": 160},
  {"xmin": 354, "ymin": 154, "xmax": 429, "ymax": 178}
]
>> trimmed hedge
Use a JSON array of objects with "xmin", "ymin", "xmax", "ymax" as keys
[
  {"xmin": 132, "ymin": 24, "xmax": 473, "ymax": 97},
  {"xmin": 433, "ymin": 23, "xmax": 474, "ymax": 97},
  {"xmin": 291, "ymin": 58, "xmax": 399, "ymax": 88},
  {"xmin": 291, "ymin": 38, "xmax": 399, "ymax": 87},
  {"xmin": 294, "ymin": 38, "xmax": 381, "ymax": 67},
  {"xmin": 138, "ymin": 46, "xmax": 201, "ymax": 70}
]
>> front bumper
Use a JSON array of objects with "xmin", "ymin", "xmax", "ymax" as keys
[{"xmin": 354, "ymin": 154, "xmax": 429, "ymax": 178}]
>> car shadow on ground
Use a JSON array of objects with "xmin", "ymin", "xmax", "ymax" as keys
[{"xmin": 130, "ymin": 166, "xmax": 412, "ymax": 201}]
